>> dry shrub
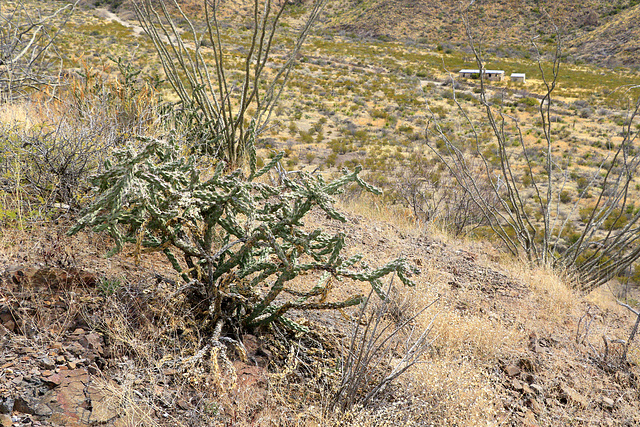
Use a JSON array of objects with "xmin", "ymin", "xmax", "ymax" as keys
[
  {"xmin": 0, "ymin": 59, "xmax": 160, "ymax": 222},
  {"xmin": 0, "ymin": 0, "xmax": 77, "ymax": 100},
  {"xmin": 392, "ymin": 154, "xmax": 501, "ymax": 236},
  {"xmin": 1, "ymin": 115, "xmax": 114, "ymax": 211},
  {"xmin": 431, "ymin": 309, "xmax": 520, "ymax": 360},
  {"xmin": 331, "ymin": 278, "xmax": 437, "ymax": 413},
  {"xmin": 520, "ymin": 264, "xmax": 576, "ymax": 323}
]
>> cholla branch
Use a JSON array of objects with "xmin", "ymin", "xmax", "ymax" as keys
[{"xmin": 69, "ymin": 137, "xmax": 418, "ymax": 335}]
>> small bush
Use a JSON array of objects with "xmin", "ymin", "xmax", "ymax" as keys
[
  {"xmin": 371, "ymin": 109, "xmax": 389, "ymax": 120},
  {"xmin": 298, "ymin": 130, "xmax": 314, "ymax": 143},
  {"xmin": 560, "ymin": 191, "xmax": 572, "ymax": 204},
  {"xmin": 520, "ymin": 97, "xmax": 538, "ymax": 107},
  {"xmin": 604, "ymin": 209, "xmax": 628, "ymax": 230},
  {"xmin": 326, "ymin": 152, "xmax": 338, "ymax": 167},
  {"xmin": 1, "ymin": 113, "xmax": 119, "ymax": 213}
]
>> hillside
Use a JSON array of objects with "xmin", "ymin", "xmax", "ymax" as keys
[
  {"xmin": 324, "ymin": 0, "xmax": 640, "ymax": 68},
  {"xmin": 93, "ymin": 0, "xmax": 640, "ymax": 67},
  {"xmin": 1, "ymin": 0, "xmax": 640, "ymax": 425},
  {"xmin": 566, "ymin": 5, "xmax": 640, "ymax": 67},
  {"xmin": 2, "ymin": 204, "xmax": 640, "ymax": 426}
]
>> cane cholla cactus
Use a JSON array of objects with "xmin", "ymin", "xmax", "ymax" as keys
[{"xmin": 70, "ymin": 137, "xmax": 418, "ymax": 333}]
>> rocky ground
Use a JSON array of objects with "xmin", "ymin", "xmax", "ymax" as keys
[
  {"xmin": 1, "ymin": 206, "xmax": 640, "ymax": 425},
  {"xmin": 1, "ymin": 265, "xmax": 113, "ymax": 426}
]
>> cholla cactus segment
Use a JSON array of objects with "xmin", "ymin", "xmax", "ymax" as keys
[{"xmin": 70, "ymin": 135, "xmax": 418, "ymax": 332}]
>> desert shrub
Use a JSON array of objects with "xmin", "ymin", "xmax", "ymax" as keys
[
  {"xmin": 603, "ymin": 208, "xmax": 629, "ymax": 230},
  {"xmin": 306, "ymin": 152, "xmax": 316, "ymax": 163},
  {"xmin": 329, "ymin": 139, "xmax": 349, "ymax": 154},
  {"xmin": 371, "ymin": 109, "xmax": 389, "ymax": 120},
  {"xmin": 520, "ymin": 97, "xmax": 538, "ymax": 107},
  {"xmin": 1, "ymin": 120, "xmax": 112, "ymax": 211},
  {"xmin": 394, "ymin": 154, "xmax": 499, "ymax": 236},
  {"xmin": 0, "ymin": 1, "xmax": 77, "ymax": 100},
  {"xmin": 331, "ymin": 277, "xmax": 437, "ymax": 412},
  {"xmin": 326, "ymin": 152, "xmax": 338, "ymax": 167},
  {"xmin": 559, "ymin": 190, "xmax": 572, "ymax": 203},
  {"xmin": 298, "ymin": 130, "xmax": 314, "ymax": 143},
  {"xmin": 397, "ymin": 124, "xmax": 414, "ymax": 134},
  {"xmin": 0, "ymin": 59, "xmax": 158, "ymax": 216},
  {"xmin": 69, "ymin": 136, "xmax": 417, "ymax": 339},
  {"xmin": 68, "ymin": 56, "xmax": 159, "ymax": 140},
  {"xmin": 576, "ymin": 175, "xmax": 589, "ymax": 191}
]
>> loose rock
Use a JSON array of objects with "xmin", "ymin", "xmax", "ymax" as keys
[{"xmin": 601, "ymin": 396, "xmax": 615, "ymax": 409}]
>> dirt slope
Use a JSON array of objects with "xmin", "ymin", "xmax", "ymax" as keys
[{"xmin": 1, "ymin": 205, "xmax": 640, "ymax": 425}]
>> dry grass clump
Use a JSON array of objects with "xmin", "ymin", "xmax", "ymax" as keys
[
  {"xmin": 94, "ymin": 281, "xmax": 227, "ymax": 425},
  {"xmin": 328, "ymin": 358, "xmax": 503, "ymax": 426},
  {"xmin": 517, "ymin": 264, "xmax": 577, "ymax": 323},
  {"xmin": 411, "ymin": 358, "xmax": 504, "ymax": 426},
  {"xmin": 0, "ymin": 102, "xmax": 35, "ymax": 125},
  {"xmin": 431, "ymin": 309, "xmax": 521, "ymax": 360},
  {"xmin": 336, "ymin": 191, "xmax": 421, "ymax": 234}
]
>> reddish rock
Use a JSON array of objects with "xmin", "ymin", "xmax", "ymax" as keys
[
  {"xmin": 0, "ymin": 311, "xmax": 15, "ymax": 333},
  {"xmin": 42, "ymin": 370, "xmax": 90, "ymax": 424},
  {"xmin": 78, "ymin": 332, "xmax": 104, "ymax": 356},
  {"xmin": 13, "ymin": 267, "xmax": 97, "ymax": 290},
  {"xmin": 233, "ymin": 361, "xmax": 267, "ymax": 390},
  {"xmin": 0, "ymin": 414, "xmax": 11, "ymax": 427},
  {"xmin": 86, "ymin": 384, "xmax": 118, "ymax": 424},
  {"xmin": 504, "ymin": 364, "xmax": 521, "ymax": 377}
]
